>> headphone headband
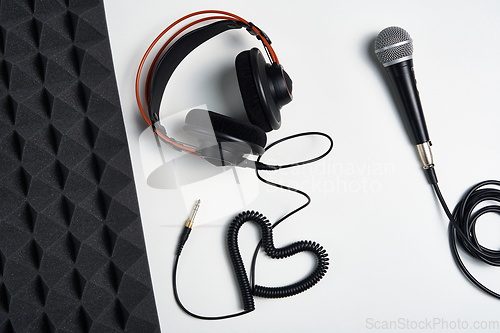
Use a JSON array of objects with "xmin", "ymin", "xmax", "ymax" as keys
[
  {"xmin": 148, "ymin": 20, "xmax": 246, "ymax": 124},
  {"xmin": 136, "ymin": 11, "xmax": 280, "ymax": 153}
]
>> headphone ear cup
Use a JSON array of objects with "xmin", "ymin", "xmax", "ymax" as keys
[
  {"xmin": 235, "ymin": 50, "xmax": 272, "ymax": 132},
  {"xmin": 207, "ymin": 111, "xmax": 267, "ymax": 149},
  {"xmin": 235, "ymin": 48, "xmax": 293, "ymax": 132},
  {"xmin": 184, "ymin": 109, "xmax": 266, "ymax": 151}
]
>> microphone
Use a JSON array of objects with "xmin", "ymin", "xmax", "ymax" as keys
[{"xmin": 375, "ymin": 26, "xmax": 437, "ymax": 184}]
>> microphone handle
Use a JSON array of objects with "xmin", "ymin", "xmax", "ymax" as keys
[
  {"xmin": 386, "ymin": 59, "xmax": 437, "ymax": 184},
  {"xmin": 385, "ymin": 59, "xmax": 429, "ymax": 145}
]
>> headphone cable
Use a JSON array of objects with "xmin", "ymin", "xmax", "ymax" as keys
[
  {"xmin": 173, "ymin": 131, "xmax": 333, "ymax": 320},
  {"xmin": 250, "ymin": 132, "xmax": 333, "ymax": 288}
]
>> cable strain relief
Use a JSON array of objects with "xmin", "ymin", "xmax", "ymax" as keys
[
  {"xmin": 176, "ymin": 228, "xmax": 191, "ymax": 255},
  {"xmin": 255, "ymin": 161, "xmax": 280, "ymax": 171},
  {"xmin": 424, "ymin": 167, "xmax": 438, "ymax": 185},
  {"xmin": 176, "ymin": 244, "xmax": 184, "ymax": 256}
]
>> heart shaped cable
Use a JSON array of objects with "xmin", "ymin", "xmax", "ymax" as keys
[{"xmin": 227, "ymin": 210, "xmax": 330, "ymax": 311}]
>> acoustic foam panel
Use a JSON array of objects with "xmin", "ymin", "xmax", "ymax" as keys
[{"xmin": 0, "ymin": 0, "xmax": 161, "ymax": 332}]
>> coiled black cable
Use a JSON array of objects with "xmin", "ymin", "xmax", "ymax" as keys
[
  {"xmin": 432, "ymin": 180, "xmax": 500, "ymax": 299},
  {"xmin": 227, "ymin": 210, "xmax": 329, "ymax": 307},
  {"xmin": 173, "ymin": 131, "xmax": 333, "ymax": 320}
]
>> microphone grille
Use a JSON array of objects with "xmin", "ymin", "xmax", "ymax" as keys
[{"xmin": 375, "ymin": 26, "xmax": 413, "ymax": 66}]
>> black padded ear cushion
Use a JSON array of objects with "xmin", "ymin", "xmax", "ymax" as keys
[
  {"xmin": 185, "ymin": 109, "xmax": 267, "ymax": 148},
  {"xmin": 235, "ymin": 50, "xmax": 273, "ymax": 132}
]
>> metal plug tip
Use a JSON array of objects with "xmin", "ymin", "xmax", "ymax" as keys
[{"xmin": 185, "ymin": 199, "xmax": 201, "ymax": 228}]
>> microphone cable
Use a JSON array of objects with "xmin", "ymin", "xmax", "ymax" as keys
[
  {"xmin": 173, "ymin": 131, "xmax": 333, "ymax": 320},
  {"xmin": 430, "ymin": 179, "xmax": 500, "ymax": 299}
]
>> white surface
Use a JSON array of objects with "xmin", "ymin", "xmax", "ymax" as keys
[{"xmin": 103, "ymin": 1, "xmax": 500, "ymax": 332}]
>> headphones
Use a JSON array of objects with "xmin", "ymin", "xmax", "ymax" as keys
[
  {"xmin": 136, "ymin": 11, "xmax": 333, "ymax": 320},
  {"xmin": 135, "ymin": 10, "xmax": 293, "ymax": 168}
]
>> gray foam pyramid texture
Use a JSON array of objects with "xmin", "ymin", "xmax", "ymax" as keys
[{"xmin": 0, "ymin": 0, "xmax": 161, "ymax": 332}]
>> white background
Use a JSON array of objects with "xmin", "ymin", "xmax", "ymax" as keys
[{"xmin": 104, "ymin": 1, "xmax": 500, "ymax": 332}]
